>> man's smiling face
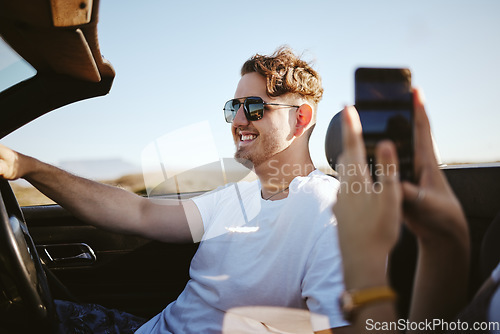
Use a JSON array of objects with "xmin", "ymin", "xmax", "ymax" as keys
[{"xmin": 231, "ymin": 73, "xmax": 296, "ymax": 168}]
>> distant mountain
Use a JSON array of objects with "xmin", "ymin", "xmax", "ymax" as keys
[{"xmin": 58, "ymin": 158, "xmax": 141, "ymax": 181}]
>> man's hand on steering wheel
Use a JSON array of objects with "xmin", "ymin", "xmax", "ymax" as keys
[{"xmin": 0, "ymin": 144, "xmax": 27, "ymax": 181}]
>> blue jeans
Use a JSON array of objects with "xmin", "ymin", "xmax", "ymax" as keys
[{"xmin": 54, "ymin": 299, "xmax": 146, "ymax": 334}]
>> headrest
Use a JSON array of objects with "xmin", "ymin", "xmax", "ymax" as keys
[{"xmin": 324, "ymin": 111, "xmax": 343, "ymax": 170}]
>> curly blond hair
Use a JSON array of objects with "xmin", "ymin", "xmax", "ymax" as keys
[{"xmin": 241, "ymin": 46, "xmax": 323, "ymax": 108}]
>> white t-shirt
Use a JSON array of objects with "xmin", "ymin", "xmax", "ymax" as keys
[{"xmin": 136, "ymin": 170, "xmax": 348, "ymax": 333}]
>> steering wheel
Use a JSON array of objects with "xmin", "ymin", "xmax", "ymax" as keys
[{"xmin": 0, "ymin": 179, "xmax": 54, "ymax": 331}]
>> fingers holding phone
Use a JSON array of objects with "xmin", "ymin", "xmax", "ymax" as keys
[{"xmin": 401, "ymin": 88, "xmax": 469, "ymax": 245}]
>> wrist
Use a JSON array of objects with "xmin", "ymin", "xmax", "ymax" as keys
[
  {"xmin": 341, "ymin": 285, "xmax": 397, "ymax": 322},
  {"xmin": 342, "ymin": 252, "xmax": 389, "ymax": 290},
  {"xmin": 418, "ymin": 212, "xmax": 470, "ymax": 255},
  {"xmin": 20, "ymin": 154, "xmax": 43, "ymax": 180}
]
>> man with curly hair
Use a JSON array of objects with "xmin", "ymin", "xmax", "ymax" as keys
[{"xmin": 0, "ymin": 47, "xmax": 350, "ymax": 333}]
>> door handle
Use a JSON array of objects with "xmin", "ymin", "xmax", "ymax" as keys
[{"xmin": 38, "ymin": 243, "xmax": 96, "ymax": 267}]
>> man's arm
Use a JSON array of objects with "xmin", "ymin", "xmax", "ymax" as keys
[{"xmin": 0, "ymin": 144, "xmax": 203, "ymax": 243}]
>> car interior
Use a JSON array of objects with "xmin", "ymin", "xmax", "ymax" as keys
[{"xmin": 1, "ymin": 0, "xmax": 499, "ymax": 333}]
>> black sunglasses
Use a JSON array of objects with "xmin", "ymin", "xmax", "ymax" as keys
[{"xmin": 223, "ymin": 96, "xmax": 300, "ymax": 123}]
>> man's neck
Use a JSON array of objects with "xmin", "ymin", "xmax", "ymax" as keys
[{"xmin": 255, "ymin": 152, "xmax": 315, "ymax": 200}]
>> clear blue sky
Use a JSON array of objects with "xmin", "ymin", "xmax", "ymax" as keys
[{"xmin": 1, "ymin": 0, "xmax": 500, "ymax": 173}]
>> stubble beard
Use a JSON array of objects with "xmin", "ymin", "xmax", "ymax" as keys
[{"xmin": 234, "ymin": 128, "xmax": 285, "ymax": 169}]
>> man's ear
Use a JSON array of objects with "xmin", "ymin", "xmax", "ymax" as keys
[{"xmin": 294, "ymin": 104, "xmax": 313, "ymax": 137}]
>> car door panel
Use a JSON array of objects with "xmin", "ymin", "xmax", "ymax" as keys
[{"xmin": 24, "ymin": 204, "xmax": 198, "ymax": 318}]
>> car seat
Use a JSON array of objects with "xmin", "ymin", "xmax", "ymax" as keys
[{"xmin": 480, "ymin": 210, "xmax": 500, "ymax": 282}]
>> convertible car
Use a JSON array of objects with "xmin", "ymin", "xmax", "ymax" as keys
[{"xmin": 1, "ymin": 1, "xmax": 499, "ymax": 333}]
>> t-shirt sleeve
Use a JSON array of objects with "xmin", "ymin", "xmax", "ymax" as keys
[
  {"xmin": 192, "ymin": 187, "xmax": 220, "ymax": 231},
  {"xmin": 301, "ymin": 223, "xmax": 350, "ymax": 331}
]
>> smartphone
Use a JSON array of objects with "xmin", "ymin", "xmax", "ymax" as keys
[{"xmin": 354, "ymin": 68, "xmax": 414, "ymax": 182}]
